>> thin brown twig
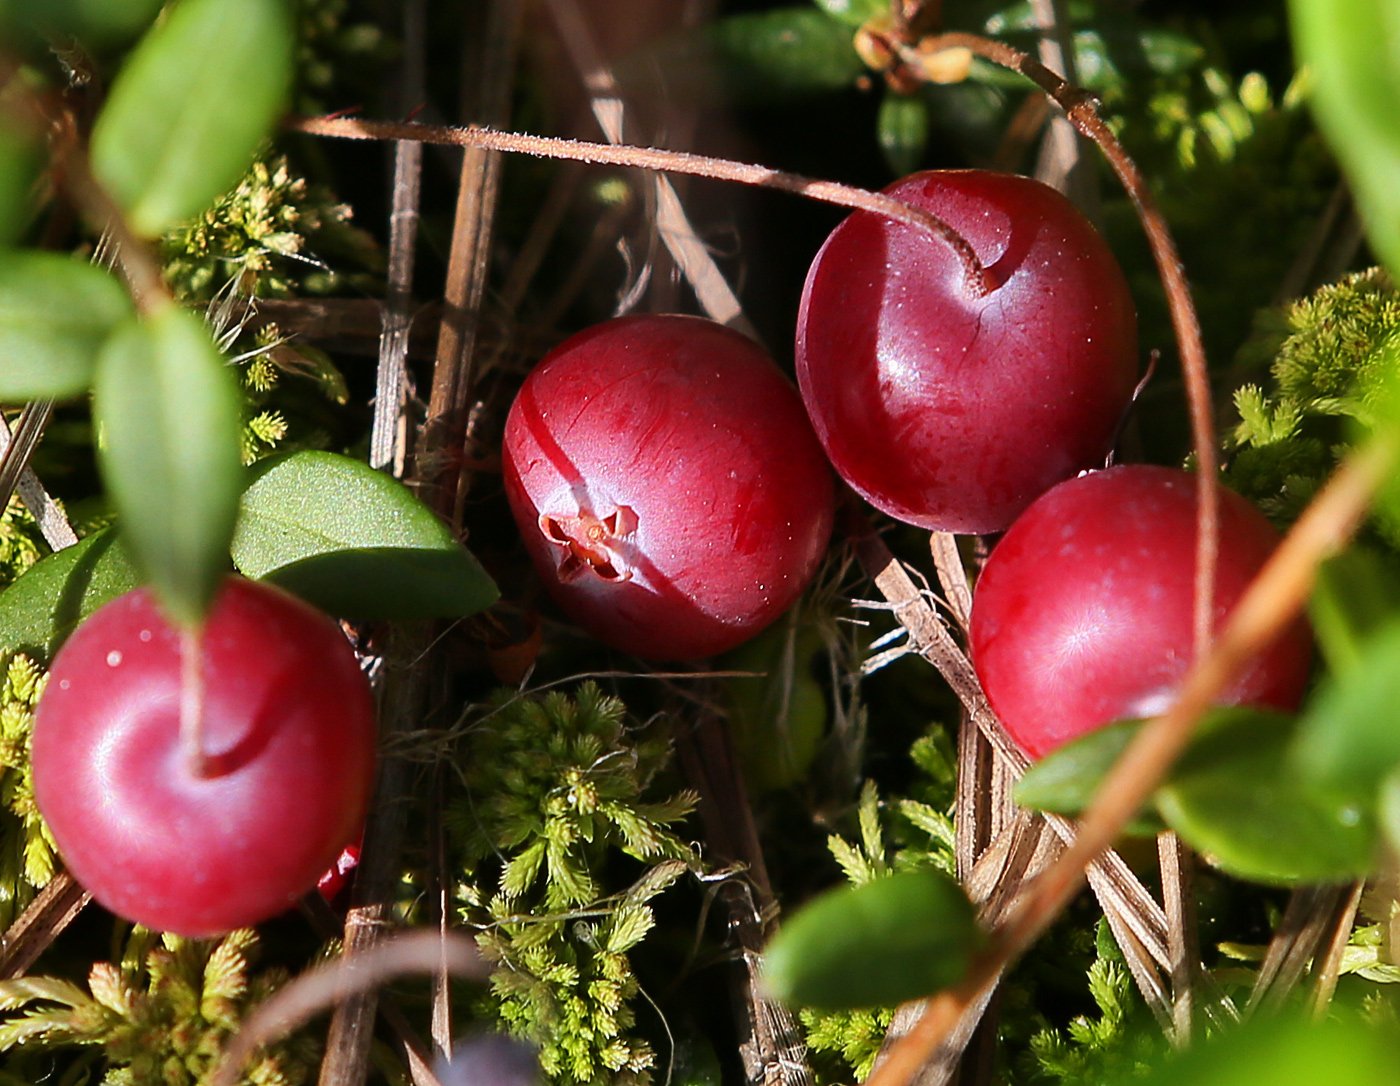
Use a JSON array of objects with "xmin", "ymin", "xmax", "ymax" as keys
[
  {"xmin": 864, "ymin": 435, "xmax": 1398, "ymax": 1086},
  {"xmin": 287, "ymin": 114, "xmax": 994, "ymax": 298},
  {"xmin": 922, "ymin": 32, "xmax": 1218, "ymax": 662}
]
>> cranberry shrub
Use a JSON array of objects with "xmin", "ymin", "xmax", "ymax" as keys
[{"xmin": 0, "ymin": 2, "xmax": 1397, "ymax": 1085}]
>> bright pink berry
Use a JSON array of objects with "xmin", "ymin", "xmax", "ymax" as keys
[
  {"xmin": 33, "ymin": 576, "xmax": 377, "ymax": 936},
  {"xmin": 502, "ymin": 314, "xmax": 835, "ymax": 660},
  {"xmin": 969, "ymin": 465, "xmax": 1312, "ymax": 759},
  {"xmin": 796, "ymin": 169, "xmax": 1139, "ymax": 533}
]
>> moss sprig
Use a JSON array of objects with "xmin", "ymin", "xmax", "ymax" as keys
[
  {"xmin": 447, "ymin": 683, "xmax": 699, "ymax": 1086},
  {"xmin": 0, "ymin": 654, "xmax": 55, "ymax": 928},
  {"xmin": 0, "ymin": 927, "xmax": 319, "ymax": 1085},
  {"xmin": 1225, "ymin": 268, "xmax": 1400, "ymax": 537}
]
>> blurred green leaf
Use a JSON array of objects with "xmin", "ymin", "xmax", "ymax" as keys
[
  {"xmin": 1139, "ymin": 1013, "xmax": 1400, "ymax": 1086},
  {"xmin": 644, "ymin": 8, "xmax": 865, "ymax": 106},
  {"xmin": 230, "ymin": 451, "xmax": 499, "ymax": 620},
  {"xmin": 763, "ymin": 869, "xmax": 982, "ymax": 1010},
  {"xmin": 1293, "ymin": 616, "xmax": 1400, "ymax": 799},
  {"xmin": 0, "ymin": 0, "xmax": 163, "ymax": 47},
  {"xmin": 878, "ymin": 94, "xmax": 929, "ymax": 177},
  {"xmin": 90, "ymin": 0, "xmax": 294, "ymax": 236},
  {"xmin": 1290, "ymin": 0, "xmax": 1400, "ymax": 276},
  {"xmin": 93, "ymin": 306, "xmax": 243, "ymax": 627},
  {"xmin": 0, "ymin": 254, "xmax": 134, "ymax": 400},
  {"xmin": 0, "ymin": 124, "xmax": 38, "ymax": 246},
  {"xmin": 0, "ymin": 529, "xmax": 139, "ymax": 660},
  {"xmin": 1159, "ymin": 709, "xmax": 1376, "ymax": 884},
  {"xmin": 1013, "ymin": 718, "xmax": 1164, "ymax": 834},
  {"xmin": 1309, "ymin": 547, "xmax": 1400, "ymax": 676},
  {"xmin": 811, "ymin": 0, "xmax": 884, "ymax": 28}
]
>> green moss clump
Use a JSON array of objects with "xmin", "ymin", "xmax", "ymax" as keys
[
  {"xmin": 447, "ymin": 683, "xmax": 699, "ymax": 1086},
  {"xmin": 0, "ymin": 928, "xmax": 319, "ymax": 1085}
]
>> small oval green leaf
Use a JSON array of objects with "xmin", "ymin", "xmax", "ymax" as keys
[
  {"xmin": 89, "ymin": 0, "xmax": 294, "ymax": 237},
  {"xmin": 0, "ymin": 123, "xmax": 39, "ymax": 246},
  {"xmin": 763, "ymin": 869, "xmax": 983, "ymax": 1010},
  {"xmin": 0, "ymin": 529, "xmax": 140, "ymax": 660},
  {"xmin": 1139, "ymin": 1013, "xmax": 1400, "ymax": 1086},
  {"xmin": 0, "ymin": 254, "xmax": 134, "ymax": 400},
  {"xmin": 878, "ymin": 94, "xmax": 929, "ymax": 178},
  {"xmin": 93, "ymin": 306, "xmax": 243, "ymax": 627},
  {"xmin": 1290, "ymin": 0, "xmax": 1400, "ymax": 276},
  {"xmin": 1013, "ymin": 718, "xmax": 1164, "ymax": 835},
  {"xmin": 1159, "ymin": 709, "xmax": 1377, "ymax": 885},
  {"xmin": 811, "ymin": 0, "xmax": 884, "ymax": 29},
  {"xmin": 230, "ymin": 451, "xmax": 499, "ymax": 620},
  {"xmin": 1293, "ymin": 617, "xmax": 1400, "ymax": 799},
  {"xmin": 0, "ymin": 0, "xmax": 164, "ymax": 47},
  {"xmin": 1309, "ymin": 547, "xmax": 1400, "ymax": 676}
]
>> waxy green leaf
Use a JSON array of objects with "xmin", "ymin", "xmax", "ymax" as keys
[
  {"xmin": 93, "ymin": 306, "xmax": 243, "ymax": 627},
  {"xmin": 1293, "ymin": 617, "xmax": 1400, "ymax": 800},
  {"xmin": 763, "ymin": 869, "xmax": 982, "ymax": 1010},
  {"xmin": 1160, "ymin": 709, "xmax": 1377, "ymax": 884},
  {"xmin": 0, "ymin": 0, "xmax": 163, "ymax": 47},
  {"xmin": 1309, "ymin": 547, "xmax": 1400, "ymax": 676},
  {"xmin": 1290, "ymin": 0, "xmax": 1400, "ymax": 276},
  {"xmin": 90, "ymin": 0, "xmax": 294, "ymax": 236},
  {"xmin": 1013, "ymin": 717, "xmax": 1164, "ymax": 834},
  {"xmin": 0, "ymin": 529, "xmax": 140, "ymax": 660},
  {"xmin": 0, "ymin": 254, "xmax": 134, "ymax": 400},
  {"xmin": 230, "ymin": 451, "xmax": 499, "ymax": 620}
]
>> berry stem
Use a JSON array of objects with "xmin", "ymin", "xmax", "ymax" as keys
[
  {"xmin": 287, "ymin": 114, "xmax": 995, "ymax": 298},
  {"xmin": 178, "ymin": 625, "xmax": 212, "ymax": 780}
]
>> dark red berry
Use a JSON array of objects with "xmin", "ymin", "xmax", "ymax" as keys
[
  {"xmin": 502, "ymin": 314, "xmax": 835, "ymax": 660},
  {"xmin": 796, "ymin": 169, "xmax": 1139, "ymax": 533},
  {"xmin": 969, "ymin": 465, "xmax": 1312, "ymax": 758},
  {"xmin": 33, "ymin": 576, "xmax": 377, "ymax": 936}
]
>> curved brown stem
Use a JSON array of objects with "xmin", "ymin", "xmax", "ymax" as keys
[
  {"xmin": 288, "ymin": 114, "xmax": 995, "ymax": 298},
  {"xmin": 924, "ymin": 31, "xmax": 1218, "ymax": 659},
  {"xmin": 865, "ymin": 435, "xmax": 1398, "ymax": 1086}
]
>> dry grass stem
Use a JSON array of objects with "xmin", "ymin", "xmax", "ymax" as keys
[{"xmin": 213, "ymin": 930, "xmax": 484, "ymax": 1086}]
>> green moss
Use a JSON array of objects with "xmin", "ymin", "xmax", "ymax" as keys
[{"xmin": 447, "ymin": 684, "xmax": 699, "ymax": 1086}]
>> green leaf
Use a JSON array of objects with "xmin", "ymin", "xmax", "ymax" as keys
[
  {"xmin": 1139, "ymin": 1013, "xmax": 1400, "ymax": 1086},
  {"xmin": 0, "ymin": 529, "xmax": 140, "ymax": 660},
  {"xmin": 0, "ymin": 254, "xmax": 134, "ymax": 400},
  {"xmin": 642, "ymin": 8, "xmax": 865, "ymax": 106},
  {"xmin": 93, "ymin": 306, "xmax": 243, "ymax": 627},
  {"xmin": 0, "ymin": 0, "xmax": 163, "ymax": 47},
  {"xmin": 811, "ymin": 0, "xmax": 884, "ymax": 28},
  {"xmin": 1293, "ymin": 617, "xmax": 1400, "ymax": 799},
  {"xmin": 1309, "ymin": 547, "xmax": 1400, "ymax": 676},
  {"xmin": 762, "ymin": 869, "xmax": 982, "ymax": 1010},
  {"xmin": 1159, "ymin": 709, "xmax": 1376, "ymax": 885},
  {"xmin": 1289, "ymin": 0, "xmax": 1400, "ymax": 276},
  {"xmin": 0, "ymin": 124, "xmax": 38, "ymax": 246},
  {"xmin": 1379, "ymin": 768, "xmax": 1400, "ymax": 855},
  {"xmin": 1013, "ymin": 718, "xmax": 1164, "ymax": 834},
  {"xmin": 878, "ymin": 95, "xmax": 929, "ymax": 178},
  {"xmin": 230, "ymin": 451, "xmax": 499, "ymax": 620},
  {"xmin": 89, "ymin": 0, "xmax": 294, "ymax": 237}
]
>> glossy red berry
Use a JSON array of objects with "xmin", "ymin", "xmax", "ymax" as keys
[
  {"xmin": 796, "ymin": 169, "xmax": 1139, "ymax": 533},
  {"xmin": 969, "ymin": 465, "xmax": 1312, "ymax": 759},
  {"xmin": 33, "ymin": 576, "xmax": 377, "ymax": 937},
  {"xmin": 502, "ymin": 314, "xmax": 835, "ymax": 660}
]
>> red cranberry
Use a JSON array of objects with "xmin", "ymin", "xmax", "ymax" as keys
[
  {"xmin": 796, "ymin": 169, "xmax": 1139, "ymax": 533},
  {"xmin": 502, "ymin": 314, "xmax": 835, "ymax": 660},
  {"xmin": 969, "ymin": 465, "xmax": 1312, "ymax": 758},
  {"xmin": 33, "ymin": 577, "xmax": 377, "ymax": 936}
]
